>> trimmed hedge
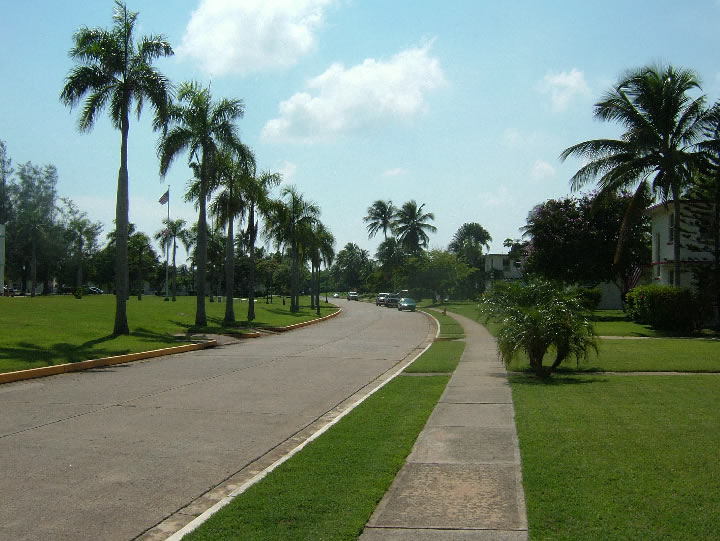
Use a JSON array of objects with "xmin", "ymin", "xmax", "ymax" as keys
[{"xmin": 626, "ymin": 284, "xmax": 707, "ymax": 332}]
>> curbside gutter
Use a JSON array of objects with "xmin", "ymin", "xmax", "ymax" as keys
[{"xmin": 0, "ymin": 307, "xmax": 343, "ymax": 386}]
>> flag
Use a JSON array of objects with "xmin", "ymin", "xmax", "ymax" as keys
[{"xmin": 158, "ymin": 190, "xmax": 169, "ymax": 205}]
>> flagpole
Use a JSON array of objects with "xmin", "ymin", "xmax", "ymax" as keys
[{"xmin": 164, "ymin": 185, "xmax": 170, "ymax": 301}]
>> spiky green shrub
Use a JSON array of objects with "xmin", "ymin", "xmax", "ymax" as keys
[{"xmin": 480, "ymin": 278, "xmax": 597, "ymax": 377}]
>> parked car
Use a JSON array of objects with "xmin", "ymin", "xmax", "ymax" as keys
[
  {"xmin": 397, "ymin": 297, "xmax": 416, "ymax": 312},
  {"xmin": 333, "ymin": 293, "xmax": 339, "ymax": 298},
  {"xmin": 347, "ymin": 291, "xmax": 359, "ymax": 301},
  {"xmin": 385, "ymin": 294, "xmax": 400, "ymax": 308},
  {"xmin": 3, "ymin": 285, "xmax": 15, "ymax": 297},
  {"xmin": 376, "ymin": 292, "xmax": 389, "ymax": 306},
  {"xmin": 87, "ymin": 286, "xmax": 103, "ymax": 295}
]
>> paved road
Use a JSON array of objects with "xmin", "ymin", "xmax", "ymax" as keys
[{"xmin": 0, "ymin": 300, "xmax": 434, "ymax": 541}]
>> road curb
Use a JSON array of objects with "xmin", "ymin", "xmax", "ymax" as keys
[
  {"xmin": 266, "ymin": 306, "xmax": 342, "ymax": 332},
  {"xmin": 0, "ymin": 341, "xmax": 217, "ymax": 385}
]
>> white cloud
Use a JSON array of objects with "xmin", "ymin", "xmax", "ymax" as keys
[
  {"xmin": 538, "ymin": 68, "xmax": 590, "ymax": 112},
  {"xmin": 177, "ymin": 0, "xmax": 334, "ymax": 76},
  {"xmin": 531, "ymin": 160, "xmax": 556, "ymax": 181},
  {"xmin": 382, "ymin": 167, "xmax": 408, "ymax": 177},
  {"xmin": 278, "ymin": 161, "xmax": 297, "ymax": 182},
  {"xmin": 262, "ymin": 43, "xmax": 446, "ymax": 143}
]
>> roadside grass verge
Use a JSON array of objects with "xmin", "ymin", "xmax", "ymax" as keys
[
  {"xmin": 422, "ymin": 308, "xmax": 465, "ymax": 339},
  {"xmin": 512, "ymin": 374, "xmax": 720, "ymax": 540},
  {"xmin": 404, "ymin": 340, "xmax": 466, "ymax": 373},
  {"xmin": 186, "ymin": 377, "xmax": 451, "ymax": 540},
  {"xmin": 185, "ymin": 317, "xmax": 465, "ymax": 540},
  {"xmin": 0, "ymin": 295, "xmax": 337, "ymax": 373}
]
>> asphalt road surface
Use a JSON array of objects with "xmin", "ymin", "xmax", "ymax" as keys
[{"xmin": 0, "ymin": 299, "xmax": 434, "ymax": 541}]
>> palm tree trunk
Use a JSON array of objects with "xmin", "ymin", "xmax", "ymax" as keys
[
  {"xmin": 114, "ymin": 114, "xmax": 130, "ymax": 334},
  {"xmin": 673, "ymin": 190, "xmax": 681, "ymax": 287},
  {"xmin": 291, "ymin": 239, "xmax": 299, "ymax": 313},
  {"xmin": 247, "ymin": 205, "xmax": 257, "ymax": 322},
  {"xmin": 223, "ymin": 212, "xmax": 235, "ymax": 325},
  {"xmin": 172, "ymin": 239, "xmax": 177, "ymax": 301},
  {"xmin": 137, "ymin": 246, "xmax": 143, "ymax": 301},
  {"xmin": 76, "ymin": 238, "xmax": 84, "ymax": 289},
  {"xmin": 195, "ymin": 162, "xmax": 208, "ymax": 327},
  {"xmin": 30, "ymin": 232, "xmax": 36, "ymax": 298}
]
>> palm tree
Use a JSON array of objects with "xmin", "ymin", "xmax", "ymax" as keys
[
  {"xmin": 560, "ymin": 64, "xmax": 713, "ymax": 286},
  {"xmin": 157, "ymin": 81, "xmax": 244, "ymax": 326},
  {"xmin": 448, "ymin": 222, "xmax": 492, "ymax": 268},
  {"xmin": 306, "ymin": 220, "xmax": 335, "ymax": 314},
  {"xmin": 242, "ymin": 170, "xmax": 281, "ymax": 321},
  {"xmin": 154, "ymin": 217, "xmax": 189, "ymax": 301},
  {"xmin": 394, "ymin": 200, "xmax": 437, "ymax": 254},
  {"xmin": 265, "ymin": 186, "xmax": 319, "ymax": 313},
  {"xmin": 60, "ymin": 1, "xmax": 173, "ymax": 334},
  {"xmin": 363, "ymin": 200, "xmax": 396, "ymax": 239},
  {"xmin": 63, "ymin": 199, "xmax": 103, "ymax": 290},
  {"xmin": 210, "ymin": 145, "xmax": 254, "ymax": 325}
]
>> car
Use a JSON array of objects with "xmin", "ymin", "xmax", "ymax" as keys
[
  {"xmin": 87, "ymin": 286, "xmax": 104, "ymax": 295},
  {"xmin": 3, "ymin": 285, "xmax": 15, "ymax": 297},
  {"xmin": 376, "ymin": 292, "xmax": 389, "ymax": 306},
  {"xmin": 333, "ymin": 293, "xmax": 339, "ymax": 298},
  {"xmin": 347, "ymin": 291, "xmax": 359, "ymax": 301},
  {"xmin": 397, "ymin": 297, "xmax": 416, "ymax": 312},
  {"xmin": 385, "ymin": 294, "xmax": 400, "ymax": 308}
]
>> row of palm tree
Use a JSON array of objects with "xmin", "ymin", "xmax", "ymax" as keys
[
  {"xmin": 60, "ymin": 1, "xmax": 334, "ymax": 332},
  {"xmin": 561, "ymin": 64, "xmax": 720, "ymax": 287},
  {"xmin": 363, "ymin": 199, "xmax": 437, "ymax": 253}
]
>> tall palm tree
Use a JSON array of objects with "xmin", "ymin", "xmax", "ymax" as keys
[
  {"xmin": 63, "ymin": 199, "xmax": 103, "ymax": 290},
  {"xmin": 243, "ymin": 170, "xmax": 281, "ymax": 321},
  {"xmin": 363, "ymin": 200, "xmax": 396, "ymax": 239},
  {"xmin": 448, "ymin": 222, "xmax": 492, "ymax": 269},
  {"xmin": 305, "ymin": 220, "xmax": 335, "ymax": 314},
  {"xmin": 157, "ymin": 81, "xmax": 244, "ymax": 326},
  {"xmin": 265, "ymin": 186, "xmax": 319, "ymax": 313},
  {"xmin": 210, "ymin": 145, "xmax": 254, "ymax": 325},
  {"xmin": 394, "ymin": 200, "xmax": 437, "ymax": 254},
  {"xmin": 560, "ymin": 64, "xmax": 713, "ymax": 286},
  {"xmin": 61, "ymin": 1, "xmax": 173, "ymax": 333},
  {"xmin": 154, "ymin": 217, "xmax": 189, "ymax": 301}
]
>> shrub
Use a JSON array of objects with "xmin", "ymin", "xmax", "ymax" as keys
[
  {"xmin": 625, "ymin": 284, "xmax": 707, "ymax": 332},
  {"xmin": 579, "ymin": 287, "xmax": 602, "ymax": 309},
  {"xmin": 480, "ymin": 278, "xmax": 597, "ymax": 378}
]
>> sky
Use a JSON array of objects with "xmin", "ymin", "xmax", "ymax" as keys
[{"xmin": 2, "ymin": 0, "xmax": 720, "ymax": 266}]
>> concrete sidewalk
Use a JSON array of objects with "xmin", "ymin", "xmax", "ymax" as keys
[{"xmin": 361, "ymin": 311, "xmax": 528, "ymax": 540}]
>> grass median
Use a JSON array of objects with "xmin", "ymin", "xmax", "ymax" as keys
[
  {"xmin": 0, "ymin": 295, "xmax": 337, "ymax": 373},
  {"xmin": 186, "ymin": 317, "xmax": 465, "ymax": 540}
]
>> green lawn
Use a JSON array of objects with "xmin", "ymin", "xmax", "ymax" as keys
[
  {"xmin": 512, "ymin": 374, "xmax": 720, "ymax": 540},
  {"xmin": 422, "ymin": 308, "xmax": 465, "ymax": 339},
  {"xmin": 404, "ymin": 340, "xmax": 466, "ymax": 373},
  {"xmin": 0, "ymin": 295, "xmax": 337, "ymax": 373}
]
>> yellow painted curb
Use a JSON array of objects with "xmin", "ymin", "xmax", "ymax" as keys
[
  {"xmin": 0, "ymin": 340, "xmax": 217, "ymax": 385},
  {"xmin": 266, "ymin": 307, "xmax": 341, "ymax": 332}
]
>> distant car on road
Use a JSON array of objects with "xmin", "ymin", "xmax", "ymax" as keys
[
  {"xmin": 397, "ymin": 297, "xmax": 416, "ymax": 312},
  {"xmin": 376, "ymin": 292, "xmax": 389, "ymax": 306},
  {"xmin": 385, "ymin": 294, "xmax": 400, "ymax": 308},
  {"xmin": 347, "ymin": 291, "xmax": 359, "ymax": 301},
  {"xmin": 333, "ymin": 293, "xmax": 339, "ymax": 298}
]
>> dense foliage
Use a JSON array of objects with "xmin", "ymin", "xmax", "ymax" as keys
[{"xmin": 625, "ymin": 284, "xmax": 708, "ymax": 332}]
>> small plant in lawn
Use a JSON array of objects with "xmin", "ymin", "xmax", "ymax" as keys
[{"xmin": 480, "ymin": 278, "xmax": 597, "ymax": 378}]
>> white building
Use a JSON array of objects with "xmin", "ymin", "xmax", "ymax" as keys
[
  {"xmin": 647, "ymin": 200, "xmax": 715, "ymax": 287},
  {"xmin": 484, "ymin": 253, "xmax": 523, "ymax": 289}
]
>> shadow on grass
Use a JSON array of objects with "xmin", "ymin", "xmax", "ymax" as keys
[
  {"xmin": 1, "ymin": 329, "xmax": 178, "ymax": 367},
  {"xmin": 509, "ymin": 372, "xmax": 609, "ymax": 385}
]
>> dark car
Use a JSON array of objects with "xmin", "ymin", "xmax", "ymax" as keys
[
  {"xmin": 385, "ymin": 294, "xmax": 400, "ymax": 308},
  {"xmin": 376, "ymin": 292, "xmax": 389, "ymax": 306},
  {"xmin": 397, "ymin": 297, "xmax": 416, "ymax": 312},
  {"xmin": 87, "ymin": 286, "xmax": 104, "ymax": 294}
]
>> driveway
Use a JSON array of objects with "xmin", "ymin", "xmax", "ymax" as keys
[{"xmin": 0, "ymin": 300, "xmax": 434, "ymax": 541}]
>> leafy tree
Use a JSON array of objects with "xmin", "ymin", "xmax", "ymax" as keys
[
  {"xmin": 418, "ymin": 249, "xmax": 472, "ymax": 301},
  {"xmin": 61, "ymin": 0, "xmax": 173, "ymax": 332},
  {"xmin": 394, "ymin": 200, "xmax": 437, "ymax": 254},
  {"xmin": 560, "ymin": 64, "xmax": 713, "ymax": 286},
  {"xmin": 331, "ymin": 242, "xmax": 372, "ymax": 292},
  {"xmin": 154, "ymin": 217, "xmax": 189, "ymax": 301},
  {"xmin": 158, "ymin": 81, "xmax": 244, "ymax": 326},
  {"xmin": 0, "ymin": 140, "xmax": 12, "ymax": 225},
  {"xmin": 448, "ymin": 222, "xmax": 491, "ymax": 266},
  {"xmin": 523, "ymin": 191, "xmax": 650, "ymax": 301},
  {"xmin": 128, "ymin": 230, "xmax": 157, "ymax": 299},
  {"xmin": 61, "ymin": 198, "xmax": 103, "ymax": 289},
  {"xmin": 363, "ymin": 200, "xmax": 396, "ymax": 240},
  {"xmin": 480, "ymin": 278, "xmax": 597, "ymax": 378},
  {"xmin": 264, "ymin": 186, "xmax": 319, "ymax": 312}
]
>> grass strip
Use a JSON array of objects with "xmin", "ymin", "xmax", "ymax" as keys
[
  {"xmin": 185, "ymin": 374, "xmax": 450, "ymax": 541},
  {"xmin": 511, "ymin": 374, "xmax": 720, "ymax": 540},
  {"xmin": 0, "ymin": 295, "xmax": 337, "ymax": 373},
  {"xmin": 423, "ymin": 308, "xmax": 465, "ymax": 338},
  {"xmin": 404, "ymin": 340, "xmax": 466, "ymax": 373}
]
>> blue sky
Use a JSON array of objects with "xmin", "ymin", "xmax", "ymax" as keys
[{"xmin": 2, "ymin": 1, "xmax": 720, "ymax": 264}]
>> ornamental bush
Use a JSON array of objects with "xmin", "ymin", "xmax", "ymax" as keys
[{"xmin": 625, "ymin": 284, "xmax": 707, "ymax": 332}]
